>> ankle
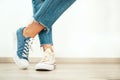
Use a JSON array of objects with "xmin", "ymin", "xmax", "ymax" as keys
[
  {"xmin": 23, "ymin": 21, "xmax": 44, "ymax": 38},
  {"xmin": 42, "ymin": 45, "xmax": 54, "ymax": 53},
  {"xmin": 23, "ymin": 27, "xmax": 30, "ymax": 37}
]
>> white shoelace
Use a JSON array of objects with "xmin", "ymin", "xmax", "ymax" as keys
[
  {"xmin": 41, "ymin": 49, "xmax": 55, "ymax": 64},
  {"xmin": 22, "ymin": 38, "xmax": 34, "ymax": 58}
]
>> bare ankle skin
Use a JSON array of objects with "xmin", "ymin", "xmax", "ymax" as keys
[
  {"xmin": 42, "ymin": 45, "xmax": 54, "ymax": 53},
  {"xmin": 22, "ymin": 21, "xmax": 54, "ymax": 53},
  {"xmin": 23, "ymin": 21, "xmax": 44, "ymax": 38}
]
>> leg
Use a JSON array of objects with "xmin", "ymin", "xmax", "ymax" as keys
[
  {"xmin": 23, "ymin": 0, "xmax": 45, "ymax": 38},
  {"xmin": 38, "ymin": 28, "xmax": 54, "ymax": 52},
  {"xmin": 33, "ymin": 0, "xmax": 76, "ymax": 51},
  {"xmin": 32, "ymin": 0, "xmax": 53, "ymax": 52},
  {"xmin": 32, "ymin": 0, "xmax": 76, "ymax": 71},
  {"xmin": 23, "ymin": 21, "xmax": 44, "ymax": 38}
]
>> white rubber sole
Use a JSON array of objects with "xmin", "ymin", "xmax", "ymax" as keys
[
  {"xmin": 35, "ymin": 63, "xmax": 56, "ymax": 71},
  {"xmin": 13, "ymin": 54, "xmax": 29, "ymax": 69}
]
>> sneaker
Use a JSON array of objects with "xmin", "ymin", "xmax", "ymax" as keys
[
  {"xmin": 13, "ymin": 27, "xmax": 33, "ymax": 69},
  {"xmin": 35, "ymin": 48, "xmax": 56, "ymax": 71}
]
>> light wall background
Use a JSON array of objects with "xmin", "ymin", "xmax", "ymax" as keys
[{"xmin": 0, "ymin": 0, "xmax": 120, "ymax": 58}]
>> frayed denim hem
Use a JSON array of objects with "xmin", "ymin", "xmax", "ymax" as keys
[
  {"xmin": 40, "ymin": 43, "xmax": 53, "ymax": 47},
  {"xmin": 33, "ymin": 18, "xmax": 50, "ymax": 33}
]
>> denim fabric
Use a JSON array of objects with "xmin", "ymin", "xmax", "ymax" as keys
[{"xmin": 32, "ymin": 0, "xmax": 76, "ymax": 46}]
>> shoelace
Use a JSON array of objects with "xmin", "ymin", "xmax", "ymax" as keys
[
  {"xmin": 22, "ymin": 38, "xmax": 34, "ymax": 58},
  {"xmin": 41, "ymin": 49, "xmax": 54, "ymax": 62},
  {"xmin": 41, "ymin": 53, "xmax": 49, "ymax": 62}
]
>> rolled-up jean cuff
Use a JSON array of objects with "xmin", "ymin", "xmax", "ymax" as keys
[
  {"xmin": 40, "ymin": 43, "xmax": 53, "ymax": 47},
  {"xmin": 33, "ymin": 17, "xmax": 50, "ymax": 33}
]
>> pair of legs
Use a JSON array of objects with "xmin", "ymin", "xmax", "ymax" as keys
[
  {"xmin": 23, "ymin": 21, "xmax": 53, "ymax": 52},
  {"xmin": 24, "ymin": 0, "xmax": 76, "ymax": 50},
  {"xmin": 14, "ymin": 0, "xmax": 76, "ymax": 70}
]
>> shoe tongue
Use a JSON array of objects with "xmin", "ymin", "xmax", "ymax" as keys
[
  {"xmin": 44, "ymin": 48, "xmax": 54, "ymax": 56},
  {"xmin": 45, "ymin": 48, "xmax": 52, "ymax": 53}
]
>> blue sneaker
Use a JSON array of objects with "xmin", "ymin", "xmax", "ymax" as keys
[{"xmin": 13, "ymin": 27, "xmax": 33, "ymax": 69}]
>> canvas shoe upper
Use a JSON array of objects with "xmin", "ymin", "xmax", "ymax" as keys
[
  {"xmin": 35, "ymin": 48, "xmax": 56, "ymax": 71},
  {"xmin": 13, "ymin": 27, "xmax": 33, "ymax": 69}
]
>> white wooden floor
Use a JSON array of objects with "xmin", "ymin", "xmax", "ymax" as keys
[{"xmin": 0, "ymin": 63, "xmax": 120, "ymax": 80}]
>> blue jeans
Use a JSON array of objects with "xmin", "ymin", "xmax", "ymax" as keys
[{"xmin": 32, "ymin": 0, "xmax": 76, "ymax": 46}]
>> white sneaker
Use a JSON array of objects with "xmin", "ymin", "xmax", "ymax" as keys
[
  {"xmin": 35, "ymin": 48, "xmax": 56, "ymax": 71},
  {"xmin": 13, "ymin": 54, "xmax": 29, "ymax": 69}
]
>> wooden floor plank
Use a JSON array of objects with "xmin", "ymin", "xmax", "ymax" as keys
[{"xmin": 0, "ymin": 63, "xmax": 120, "ymax": 80}]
